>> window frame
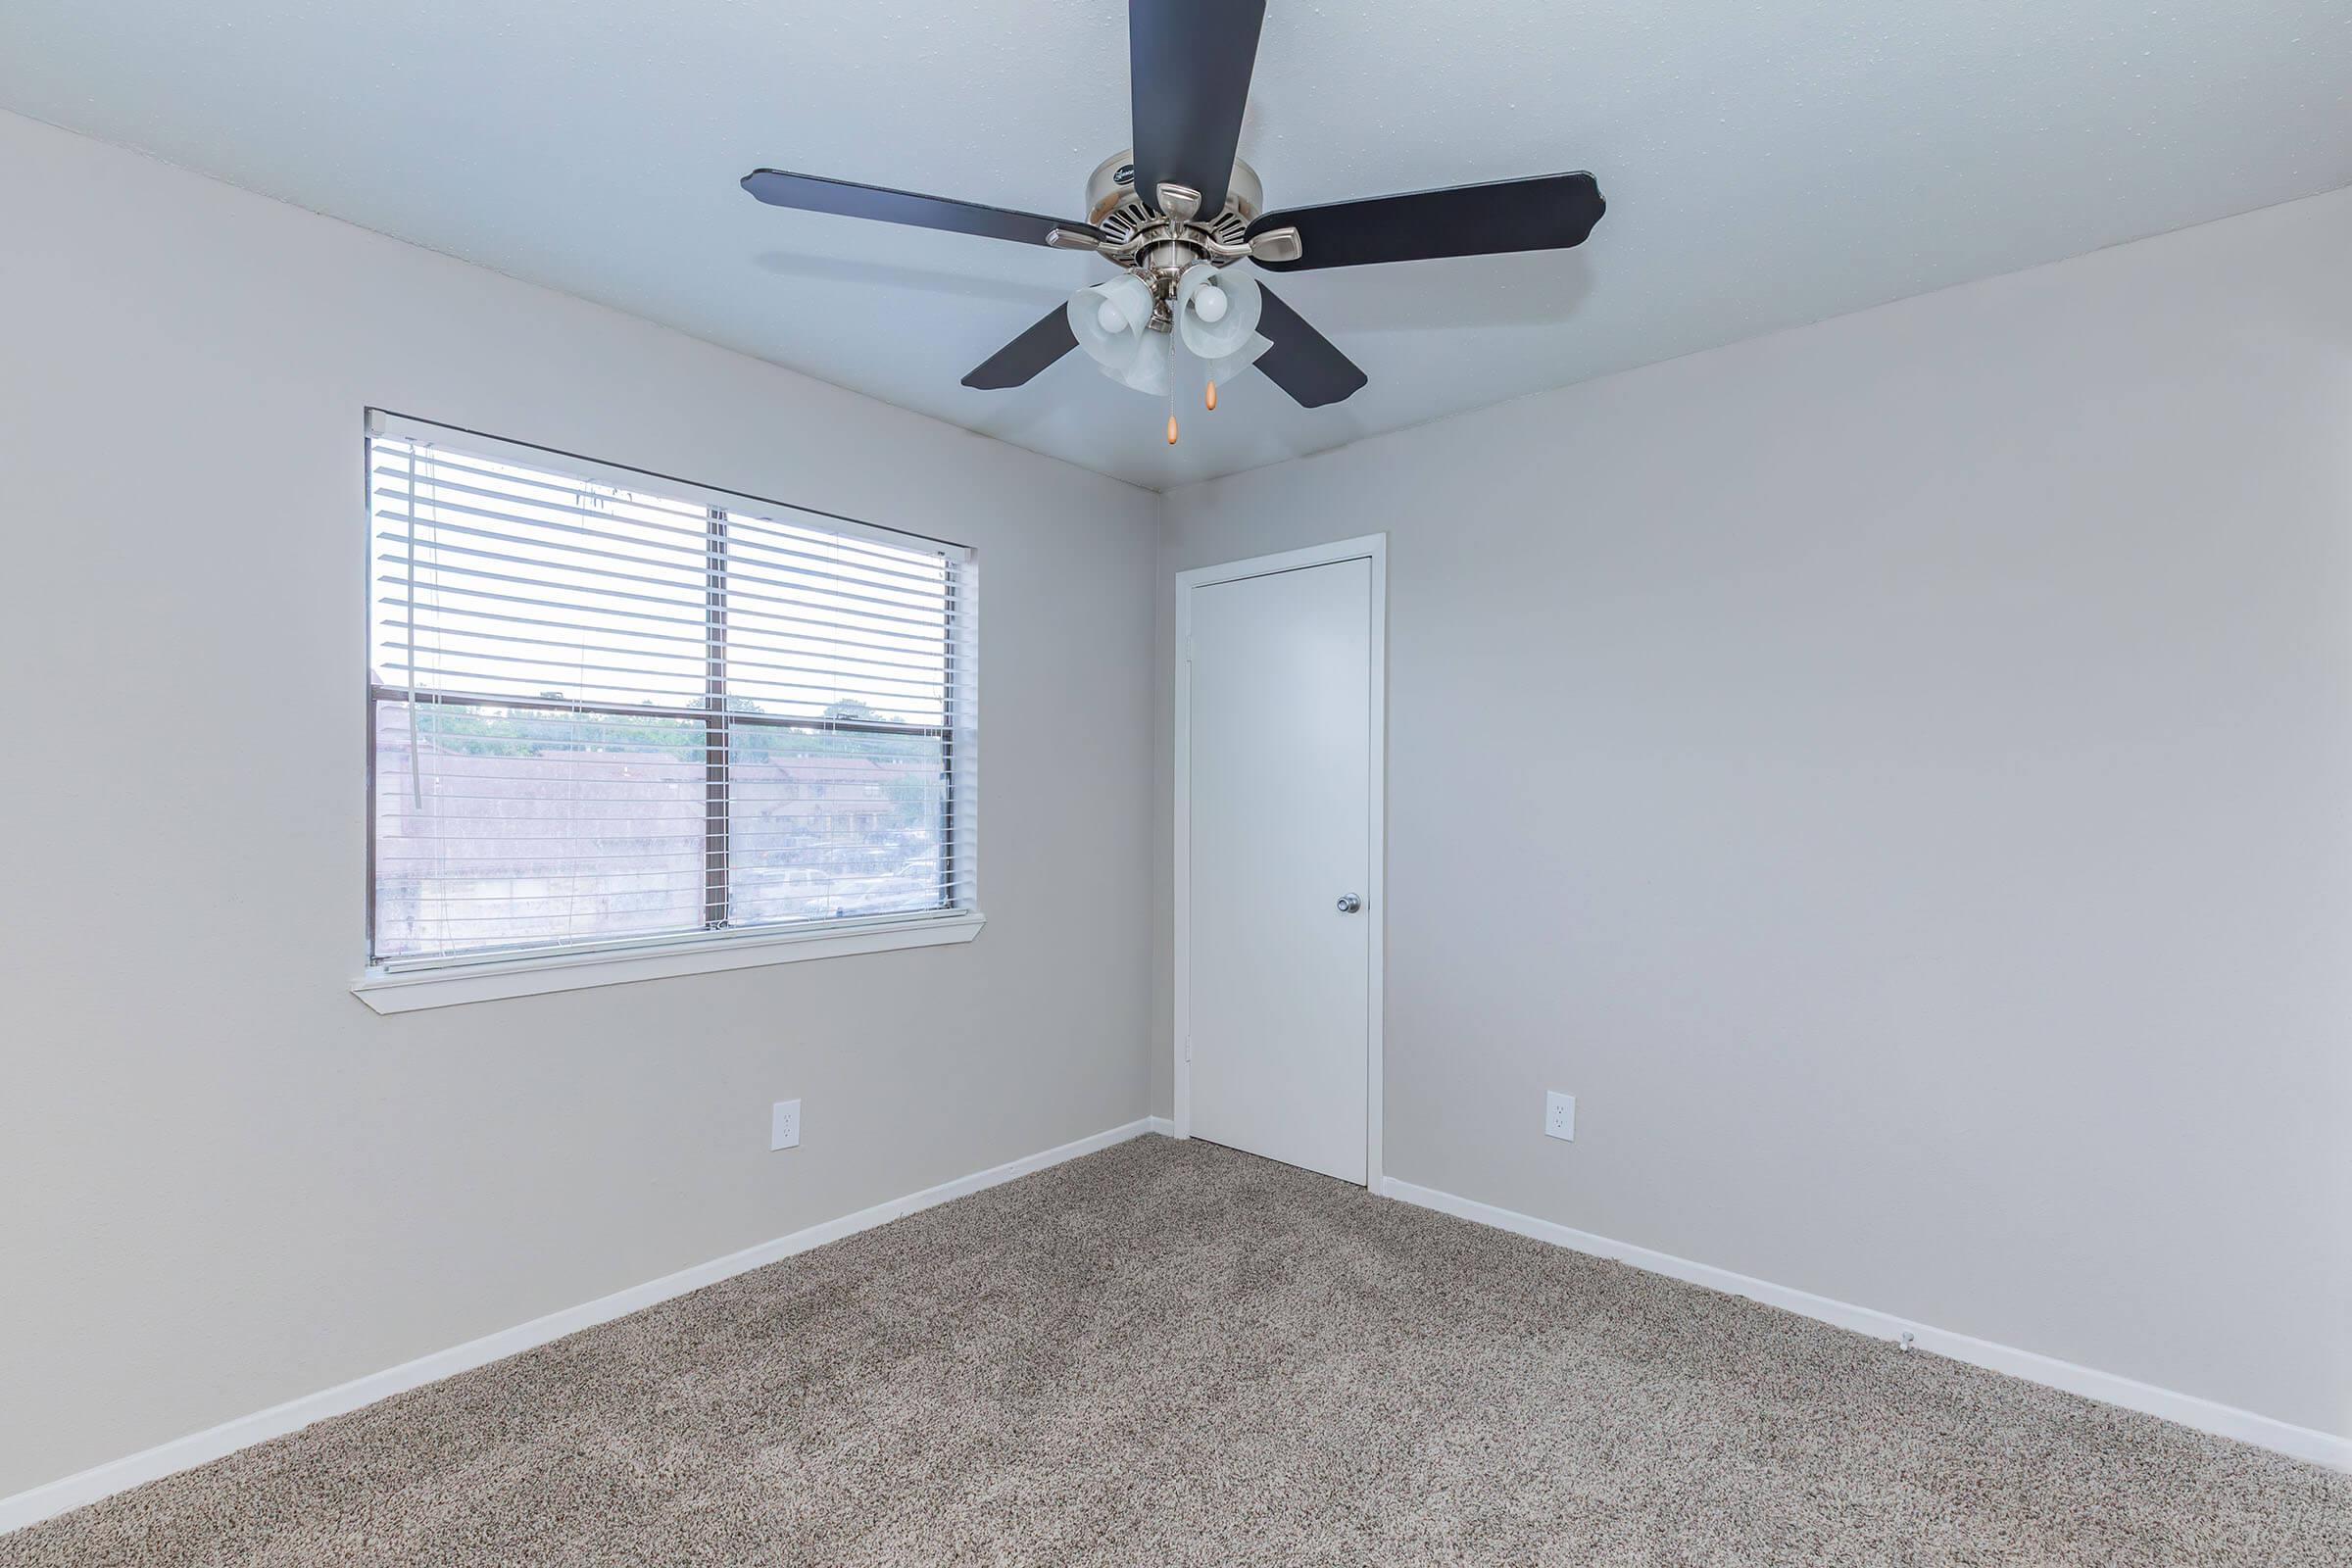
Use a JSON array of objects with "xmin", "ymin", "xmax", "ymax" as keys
[{"xmin": 354, "ymin": 411, "xmax": 982, "ymax": 1012}]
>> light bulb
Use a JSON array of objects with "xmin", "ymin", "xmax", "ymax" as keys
[
  {"xmin": 1096, "ymin": 299, "xmax": 1125, "ymax": 333},
  {"xmin": 1175, "ymin": 264, "xmax": 1259, "ymax": 361}
]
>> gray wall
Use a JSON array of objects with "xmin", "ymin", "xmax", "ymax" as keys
[
  {"xmin": 0, "ymin": 111, "xmax": 1156, "ymax": 1497},
  {"xmin": 1157, "ymin": 186, "xmax": 2352, "ymax": 1441}
]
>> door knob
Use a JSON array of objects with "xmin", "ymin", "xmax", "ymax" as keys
[{"xmin": 1336, "ymin": 894, "xmax": 1362, "ymax": 914}]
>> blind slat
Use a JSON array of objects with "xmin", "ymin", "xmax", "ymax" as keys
[
  {"xmin": 368, "ymin": 448, "xmax": 956, "ymax": 572},
  {"xmin": 372, "ymin": 574, "xmax": 951, "ymax": 649},
  {"xmin": 376, "ymin": 521, "xmax": 953, "ymax": 625},
  {"xmin": 376, "ymin": 546, "xmax": 952, "ymax": 634},
  {"xmin": 380, "ymin": 645, "xmax": 953, "ymax": 697},
  {"xmin": 369, "ymin": 475, "xmax": 956, "ymax": 591},
  {"xmin": 376, "ymin": 616, "xmax": 959, "ymax": 672}
]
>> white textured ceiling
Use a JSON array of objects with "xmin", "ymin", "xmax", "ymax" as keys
[{"xmin": 3, "ymin": 2, "xmax": 2346, "ymax": 489}]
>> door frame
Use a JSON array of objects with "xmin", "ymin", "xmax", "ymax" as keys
[{"xmin": 1173, "ymin": 533, "xmax": 1387, "ymax": 1191}]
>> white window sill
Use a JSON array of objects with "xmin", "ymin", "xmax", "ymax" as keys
[{"xmin": 351, "ymin": 911, "xmax": 987, "ymax": 1015}]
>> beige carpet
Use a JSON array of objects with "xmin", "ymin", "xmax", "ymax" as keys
[{"xmin": 8, "ymin": 1135, "xmax": 2348, "ymax": 1566}]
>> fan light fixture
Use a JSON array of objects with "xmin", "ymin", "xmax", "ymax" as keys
[
  {"xmin": 744, "ymin": 2, "xmax": 1609, "ymax": 450},
  {"xmin": 1061, "ymin": 265, "xmax": 1272, "ymax": 437},
  {"xmin": 1067, "ymin": 276, "xmax": 1159, "ymax": 392},
  {"xmin": 1175, "ymin": 263, "xmax": 1271, "ymax": 392}
]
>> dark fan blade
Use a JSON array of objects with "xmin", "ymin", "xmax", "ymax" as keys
[
  {"xmin": 1129, "ymin": 0, "xmax": 1265, "ymax": 216},
  {"xmin": 742, "ymin": 170, "xmax": 1096, "ymax": 249},
  {"xmin": 961, "ymin": 307, "xmax": 1078, "ymax": 390},
  {"xmin": 1253, "ymin": 287, "xmax": 1367, "ymax": 408},
  {"xmin": 1249, "ymin": 172, "xmax": 1604, "ymax": 271}
]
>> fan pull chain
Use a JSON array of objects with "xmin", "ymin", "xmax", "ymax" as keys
[
  {"xmin": 1166, "ymin": 359, "xmax": 1179, "ymax": 445},
  {"xmin": 1205, "ymin": 378, "xmax": 1218, "ymax": 412}
]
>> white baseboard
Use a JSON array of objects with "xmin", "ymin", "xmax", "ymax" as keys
[
  {"xmin": 0, "ymin": 1116, "xmax": 1176, "ymax": 1537},
  {"xmin": 1381, "ymin": 1175, "xmax": 2351, "ymax": 1473}
]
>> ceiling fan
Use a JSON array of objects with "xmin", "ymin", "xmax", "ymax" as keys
[{"xmin": 743, "ymin": 0, "xmax": 1603, "ymax": 442}]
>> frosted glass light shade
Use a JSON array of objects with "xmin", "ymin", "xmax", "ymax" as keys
[
  {"xmin": 1176, "ymin": 264, "xmax": 1261, "ymax": 360},
  {"xmin": 1201, "ymin": 331, "xmax": 1272, "ymax": 386},
  {"xmin": 1068, "ymin": 276, "xmax": 1156, "ymax": 378},
  {"xmin": 1105, "ymin": 328, "xmax": 1172, "ymax": 395}
]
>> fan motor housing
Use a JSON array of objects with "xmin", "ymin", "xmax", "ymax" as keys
[
  {"xmin": 1086, "ymin": 150, "xmax": 1260, "ymax": 251},
  {"xmin": 1086, "ymin": 151, "xmax": 1261, "ymax": 325}
]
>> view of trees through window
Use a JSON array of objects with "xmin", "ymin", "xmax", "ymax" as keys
[{"xmin": 368, "ymin": 426, "xmax": 968, "ymax": 964}]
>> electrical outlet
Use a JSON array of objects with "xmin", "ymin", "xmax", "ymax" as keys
[
  {"xmin": 1544, "ymin": 1091, "xmax": 1576, "ymax": 1142},
  {"xmin": 769, "ymin": 1099, "xmax": 801, "ymax": 1151}
]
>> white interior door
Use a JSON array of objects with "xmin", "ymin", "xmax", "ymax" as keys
[{"xmin": 1183, "ymin": 555, "xmax": 1373, "ymax": 1184}]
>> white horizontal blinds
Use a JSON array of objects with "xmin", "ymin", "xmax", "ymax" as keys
[
  {"xmin": 711, "ymin": 504, "xmax": 965, "ymax": 925},
  {"xmin": 715, "ymin": 507, "xmax": 955, "ymax": 724},
  {"xmin": 370, "ymin": 443, "xmax": 713, "ymax": 708},
  {"xmin": 368, "ymin": 421, "xmax": 972, "ymax": 966}
]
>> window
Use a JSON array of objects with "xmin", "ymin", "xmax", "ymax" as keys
[{"xmin": 365, "ymin": 414, "xmax": 976, "ymax": 981}]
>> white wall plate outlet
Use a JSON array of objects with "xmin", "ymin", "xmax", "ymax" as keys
[
  {"xmin": 1545, "ymin": 1091, "xmax": 1576, "ymax": 1142},
  {"xmin": 770, "ymin": 1099, "xmax": 801, "ymax": 1151}
]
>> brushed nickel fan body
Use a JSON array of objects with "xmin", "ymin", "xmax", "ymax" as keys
[{"xmin": 1059, "ymin": 152, "xmax": 1271, "ymax": 330}]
